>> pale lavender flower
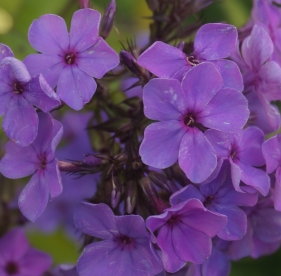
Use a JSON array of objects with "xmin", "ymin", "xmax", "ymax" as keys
[
  {"xmin": 0, "ymin": 45, "xmax": 60, "ymax": 146},
  {"xmin": 137, "ymin": 23, "xmax": 243, "ymax": 91},
  {"xmin": 146, "ymin": 199, "xmax": 227, "ymax": 273},
  {"xmin": 140, "ymin": 62, "xmax": 249, "ymax": 183},
  {"xmin": 74, "ymin": 203, "xmax": 163, "ymax": 276},
  {"xmin": 0, "ymin": 112, "xmax": 63, "ymax": 222},
  {"xmin": 0, "ymin": 228, "xmax": 52, "ymax": 276},
  {"xmin": 24, "ymin": 8, "xmax": 119, "ymax": 110}
]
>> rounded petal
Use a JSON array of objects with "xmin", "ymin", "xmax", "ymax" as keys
[
  {"xmin": 179, "ymin": 128, "xmax": 217, "ymax": 183},
  {"xmin": 137, "ymin": 41, "xmax": 189, "ymax": 78},
  {"xmin": 1, "ymin": 57, "xmax": 31, "ymax": 82},
  {"xmin": 28, "ymin": 14, "xmax": 69, "ymax": 55},
  {"xmin": 211, "ymin": 59, "xmax": 244, "ymax": 91},
  {"xmin": 241, "ymin": 25, "xmax": 273, "ymax": 70},
  {"xmin": 140, "ymin": 121, "xmax": 186, "ymax": 169},
  {"xmin": 77, "ymin": 37, "xmax": 119, "ymax": 79},
  {"xmin": 69, "ymin": 8, "xmax": 100, "ymax": 52},
  {"xmin": 0, "ymin": 43, "xmax": 14, "ymax": 61},
  {"xmin": 197, "ymin": 88, "xmax": 249, "ymax": 133},
  {"xmin": 262, "ymin": 133, "xmax": 280, "ymax": 172},
  {"xmin": 3, "ymin": 95, "xmax": 38, "ymax": 146},
  {"xmin": 18, "ymin": 172, "xmax": 49, "ymax": 222},
  {"xmin": 181, "ymin": 62, "xmax": 223, "ymax": 112},
  {"xmin": 74, "ymin": 202, "xmax": 118, "ymax": 239},
  {"xmin": 44, "ymin": 159, "xmax": 62, "ymax": 198},
  {"xmin": 0, "ymin": 141, "xmax": 37, "ymax": 178},
  {"xmin": 237, "ymin": 127, "xmax": 265, "ymax": 167},
  {"xmin": 194, "ymin": 23, "xmax": 238, "ymax": 60},
  {"xmin": 214, "ymin": 205, "xmax": 247, "ymax": 240},
  {"xmin": 229, "ymin": 159, "xmax": 243, "ymax": 193},
  {"xmin": 170, "ymin": 185, "xmax": 204, "ymax": 206},
  {"xmin": 23, "ymin": 74, "xmax": 60, "ymax": 112},
  {"xmin": 57, "ymin": 66, "xmax": 97, "ymax": 110},
  {"xmin": 24, "ymin": 54, "xmax": 64, "ymax": 87},
  {"xmin": 143, "ymin": 78, "xmax": 187, "ymax": 121}
]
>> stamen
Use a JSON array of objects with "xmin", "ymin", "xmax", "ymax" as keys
[
  {"xmin": 187, "ymin": 55, "xmax": 200, "ymax": 66},
  {"xmin": 65, "ymin": 53, "xmax": 76, "ymax": 65}
]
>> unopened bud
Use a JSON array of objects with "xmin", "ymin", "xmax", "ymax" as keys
[
  {"xmin": 140, "ymin": 177, "xmax": 168, "ymax": 213},
  {"xmin": 100, "ymin": 0, "xmax": 116, "ymax": 39},
  {"xmin": 111, "ymin": 177, "xmax": 122, "ymax": 208},
  {"xmin": 79, "ymin": 0, "xmax": 90, "ymax": 8},
  {"xmin": 114, "ymin": 153, "xmax": 128, "ymax": 165},
  {"xmin": 177, "ymin": 41, "xmax": 185, "ymax": 51},
  {"xmin": 148, "ymin": 171, "xmax": 172, "ymax": 193},
  {"xmin": 146, "ymin": 0, "xmax": 159, "ymax": 11},
  {"xmin": 126, "ymin": 181, "xmax": 137, "ymax": 214}
]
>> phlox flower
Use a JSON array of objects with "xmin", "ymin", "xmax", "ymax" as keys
[
  {"xmin": 0, "ymin": 113, "xmax": 63, "ymax": 222},
  {"xmin": 74, "ymin": 203, "xmax": 163, "ymax": 276},
  {"xmin": 140, "ymin": 62, "xmax": 249, "ymax": 183},
  {"xmin": 24, "ymin": 8, "xmax": 119, "ymax": 110}
]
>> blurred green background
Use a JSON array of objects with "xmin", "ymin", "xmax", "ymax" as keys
[{"xmin": 0, "ymin": 0, "xmax": 280, "ymax": 275}]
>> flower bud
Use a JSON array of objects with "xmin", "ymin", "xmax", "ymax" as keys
[
  {"xmin": 111, "ymin": 177, "xmax": 122, "ymax": 208},
  {"xmin": 79, "ymin": 0, "xmax": 90, "ymax": 8},
  {"xmin": 100, "ymin": 0, "xmax": 116, "ymax": 39},
  {"xmin": 146, "ymin": 0, "xmax": 159, "ymax": 11},
  {"xmin": 126, "ymin": 180, "xmax": 137, "ymax": 214}
]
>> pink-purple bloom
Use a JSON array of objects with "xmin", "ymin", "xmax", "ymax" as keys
[
  {"xmin": 146, "ymin": 198, "xmax": 227, "ymax": 273},
  {"xmin": 0, "ymin": 112, "xmax": 63, "ymax": 222},
  {"xmin": 0, "ymin": 44, "xmax": 60, "ymax": 146},
  {"xmin": 74, "ymin": 202, "xmax": 163, "ymax": 276},
  {"xmin": 24, "ymin": 8, "xmax": 119, "ymax": 110},
  {"xmin": 140, "ymin": 62, "xmax": 249, "ymax": 183},
  {"xmin": 0, "ymin": 228, "xmax": 52, "ymax": 276}
]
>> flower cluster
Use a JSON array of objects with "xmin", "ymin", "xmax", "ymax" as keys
[{"xmin": 1, "ymin": 0, "xmax": 281, "ymax": 276}]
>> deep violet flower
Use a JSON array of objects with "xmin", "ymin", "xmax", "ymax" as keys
[
  {"xmin": 0, "ymin": 112, "xmax": 63, "ymax": 222},
  {"xmin": 137, "ymin": 23, "xmax": 243, "ymax": 91},
  {"xmin": 146, "ymin": 198, "xmax": 227, "ymax": 273},
  {"xmin": 139, "ymin": 62, "xmax": 249, "ymax": 183},
  {"xmin": 0, "ymin": 228, "xmax": 52, "ymax": 276},
  {"xmin": 205, "ymin": 127, "xmax": 270, "ymax": 196},
  {"xmin": 74, "ymin": 202, "xmax": 163, "ymax": 276},
  {"xmin": 24, "ymin": 8, "xmax": 119, "ymax": 110},
  {"xmin": 0, "ymin": 44, "xmax": 60, "ymax": 146},
  {"xmin": 170, "ymin": 162, "xmax": 258, "ymax": 240}
]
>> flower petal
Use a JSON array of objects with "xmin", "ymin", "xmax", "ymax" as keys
[
  {"xmin": 140, "ymin": 121, "xmax": 186, "ymax": 169},
  {"xmin": 0, "ymin": 141, "xmax": 37, "ymax": 178},
  {"xmin": 194, "ymin": 23, "xmax": 237, "ymax": 60},
  {"xmin": 77, "ymin": 37, "xmax": 119, "ymax": 78},
  {"xmin": 181, "ymin": 62, "xmax": 222, "ymax": 112},
  {"xmin": 18, "ymin": 172, "xmax": 49, "ymax": 222},
  {"xmin": 179, "ymin": 128, "xmax": 217, "ymax": 183},
  {"xmin": 0, "ymin": 43, "xmax": 14, "ymax": 61},
  {"xmin": 143, "ymin": 78, "xmax": 187, "ymax": 121},
  {"xmin": 137, "ymin": 41, "xmax": 189, "ymax": 78},
  {"xmin": 57, "ymin": 66, "xmax": 97, "ymax": 110},
  {"xmin": 3, "ymin": 95, "xmax": 38, "ymax": 146},
  {"xmin": 197, "ymin": 88, "xmax": 249, "ymax": 133},
  {"xmin": 74, "ymin": 202, "xmax": 118, "ymax": 239},
  {"xmin": 28, "ymin": 14, "xmax": 69, "ymax": 55},
  {"xmin": 44, "ymin": 159, "xmax": 62, "ymax": 198},
  {"xmin": 69, "ymin": 8, "xmax": 100, "ymax": 52}
]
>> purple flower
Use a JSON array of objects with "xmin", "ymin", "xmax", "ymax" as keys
[
  {"xmin": 74, "ymin": 202, "xmax": 163, "ymax": 276},
  {"xmin": 0, "ymin": 112, "xmax": 63, "ymax": 222},
  {"xmin": 139, "ymin": 62, "xmax": 249, "ymax": 183},
  {"xmin": 0, "ymin": 228, "xmax": 52, "ymax": 276},
  {"xmin": 146, "ymin": 198, "xmax": 227, "ymax": 273},
  {"xmin": 227, "ymin": 198, "xmax": 281, "ymax": 260},
  {"xmin": 262, "ymin": 134, "xmax": 281, "ymax": 210},
  {"xmin": 0, "ymin": 45, "xmax": 60, "ymax": 146},
  {"xmin": 137, "ymin": 23, "xmax": 243, "ymax": 91},
  {"xmin": 170, "ymin": 163, "xmax": 258, "ymax": 240},
  {"xmin": 24, "ymin": 8, "xmax": 119, "ymax": 110},
  {"xmin": 205, "ymin": 127, "xmax": 270, "ymax": 196}
]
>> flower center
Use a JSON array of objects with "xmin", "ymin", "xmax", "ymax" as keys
[
  {"xmin": 120, "ymin": 236, "xmax": 132, "ymax": 244},
  {"xmin": 184, "ymin": 114, "xmax": 195, "ymax": 127},
  {"xmin": 65, "ymin": 53, "xmax": 76, "ymax": 65},
  {"xmin": 5, "ymin": 261, "xmax": 19, "ymax": 275},
  {"xmin": 187, "ymin": 55, "xmax": 200, "ymax": 66},
  {"xmin": 204, "ymin": 195, "xmax": 214, "ymax": 207},
  {"xmin": 13, "ymin": 82, "xmax": 24, "ymax": 94},
  {"xmin": 40, "ymin": 154, "xmax": 47, "ymax": 169}
]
